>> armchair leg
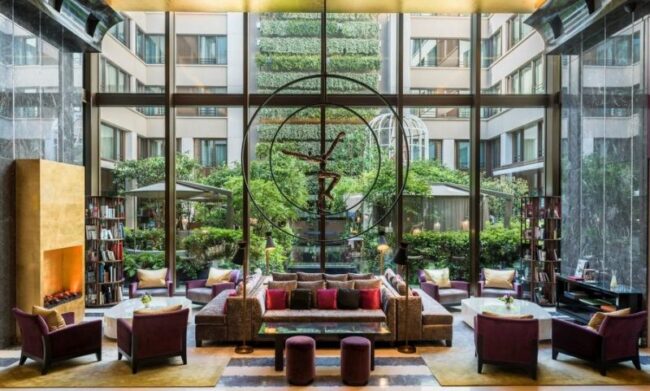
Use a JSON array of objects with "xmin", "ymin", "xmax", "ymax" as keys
[
  {"xmin": 477, "ymin": 359, "xmax": 483, "ymax": 374},
  {"xmin": 552, "ymin": 349, "xmax": 558, "ymax": 360},
  {"xmin": 96, "ymin": 350, "xmax": 102, "ymax": 361},
  {"xmin": 19, "ymin": 355, "xmax": 27, "ymax": 366},
  {"xmin": 529, "ymin": 364, "xmax": 537, "ymax": 380},
  {"xmin": 118, "ymin": 352, "xmax": 122, "ymax": 360},
  {"xmin": 196, "ymin": 339, "xmax": 202, "ymax": 348},
  {"xmin": 132, "ymin": 362, "xmax": 138, "ymax": 374},
  {"xmin": 633, "ymin": 356, "xmax": 642, "ymax": 370},
  {"xmin": 182, "ymin": 352, "xmax": 187, "ymax": 365},
  {"xmin": 600, "ymin": 363, "xmax": 607, "ymax": 376},
  {"xmin": 41, "ymin": 362, "xmax": 49, "ymax": 375},
  {"xmin": 445, "ymin": 339, "xmax": 452, "ymax": 347}
]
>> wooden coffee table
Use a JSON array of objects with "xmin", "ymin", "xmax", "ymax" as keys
[{"xmin": 258, "ymin": 322, "xmax": 391, "ymax": 371}]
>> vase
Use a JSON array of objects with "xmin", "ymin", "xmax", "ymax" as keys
[
  {"xmin": 505, "ymin": 302, "xmax": 512, "ymax": 310},
  {"xmin": 143, "ymin": 302, "xmax": 150, "ymax": 308}
]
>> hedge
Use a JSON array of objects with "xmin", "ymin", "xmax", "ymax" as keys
[
  {"xmin": 403, "ymin": 224, "xmax": 521, "ymax": 282},
  {"xmin": 257, "ymin": 107, "xmax": 379, "ymax": 122},
  {"xmin": 258, "ymin": 38, "xmax": 380, "ymax": 56},
  {"xmin": 257, "ymin": 123, "xmax": 377, "ymax": 141},
  {"xmin": 256, "ymin": 72, "xmax": 379, "ymax": 91},
  {"xmin": 255, "ymin": 54, "xmax": 380, "ymax": 73},
  {"xmin": 260, "ymin": 20, "xmax": 379, "ymax": 39},
  {"xmin": 264, "ymin": 13, "xmax": 375, "ymax": 21}
]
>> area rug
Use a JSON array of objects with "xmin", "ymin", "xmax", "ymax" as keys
[
  {"xmin": 423, "ymin": 319, "xmax": 650, "ymax": 386},
  {"xmin": 0, "ymin": 346, "xmax": 229, "ymax": 388},
  {"xmin": 218, "ymin": 353, "xmax": 437, "ymax": 387}
]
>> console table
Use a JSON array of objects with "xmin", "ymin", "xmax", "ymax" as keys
[
  {"xmin": 556, "ymin": 275, "xmax": 643, "ymax": 324},
  {"xmin": 258, "ymin": 322, "xmax": 390, "ymax": 371}
]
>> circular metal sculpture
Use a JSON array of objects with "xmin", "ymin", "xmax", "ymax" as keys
[{"xmin": 242, "ymin": 74, "xmax": 410, "ymax": 243}]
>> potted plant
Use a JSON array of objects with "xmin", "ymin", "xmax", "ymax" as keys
[
  {"xmin": 141, "ymin": 293, "xmax": 152, "ymax": 308},
  {"xmin": 498, "ymin": 294, "xmax": 515, "ymax": 309}
]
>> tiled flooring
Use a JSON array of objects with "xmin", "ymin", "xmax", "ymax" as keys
[{"xmin": 1, "ymin": 305, "xmax": 649, "ymax": 390}]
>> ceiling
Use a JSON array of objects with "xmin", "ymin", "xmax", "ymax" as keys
[{"xmin": 105, "ymin": 0, "xmax": 547, "ymax": 13}]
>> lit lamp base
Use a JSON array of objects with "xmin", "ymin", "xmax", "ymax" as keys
[
  {"xmin": 235, "ymin": 344, "xmax": 254, "ymax": 354},
  {"xmin": 397, "ymin": 344, "xmax": 416, "ymax": 354}
]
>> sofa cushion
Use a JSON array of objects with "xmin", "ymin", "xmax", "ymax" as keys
[
  {"xmin": 423, "ymin": 268, "xmax": 452, "ymax": 288},
  {"xmin": 481, "ymin": 288, "xmax": 517, "ymax": 298},
  {"xmin": 32, "ymin": 306, "xmax": 66, "ymax": 331},
  {"xmin": 272, "ymin": 272, "xmax": 298, "ymax": 281},
  {"xmin": 297, "ymin": 281, "xmax": 326, "ymax": 307},
  {"xmin": 324, "ymin": 273, "xmax": 348, "ymax": 281},
  {"xmin": 317, "ymin": 289, "xmax": 338, "ymax": 309},
  {"xmin": 482, "ymin": 311, "xmax": 534, "ymax": 320},
  {"xmin": 263, "ymin": 309, "xmax": 386, "ymax": 323},
  {"xmin": 206, "ymin": 268, "xmax": 232, "ymax": 287},
  {"xmin": 266, "ymin": 289, "xmax": 288, "ymax": 310},
  {"xmin": 359, "ymin": 289, "xmax": 381, "ymax": 310},
  {"xmin": 587, "ymin": 307, "xmax": 631, "ymax": 331},
  {"xmin": 327, "ymin": 280, "xmax": 355, "ymax": 289},
  {"xmin": 134, "ymin": 304, "xmax": 182, "ymax": 315},
  {"xmin": 348, "ymin": 273, "xmax": 373, "ymax": 281},
  {"xmin": 354, "ymin": 279, "xmax": 381, "ymax": 290},
  {"xmin": 137, "ymin": 268, "xmax": 167, "ymax": 288},
  {"xmin": 437, "ymin": 288, "xmax": 469, "ymax": 305},
  {"xmin": 297, "ymin": 272, "xmax": 323, "ymax": 281},
  {"xmin": 187, "ymin": 287, "xmax": 214, "ymax": 304},
  {"xmin": 337, "ymin": 288, "xmax": 360, "ymax": 310},
  {"xmin": 268, "ymin": 280, "xmax": 298, "ymax": 292},
  {"xmin": 290, "ymin": 289, "xmax": 312, "ymax": 310}
]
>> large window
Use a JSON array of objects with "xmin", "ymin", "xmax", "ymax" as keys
[
  {"xmin": 508, "ymin": 14, "xmax": 532, "ymax": 48},
  {"xmin": 411, "ymin": 38, "xmax": 470, "ymax": 67},
  {"xmin": 482, "ymin": 28, "xmax": 502, "ymax": 67},
  {"xmin": 508, "ymin": 57, "xmax": 543, "ymax": 94},
  {"xmin": 195, "ymin": 139, "xmax": 227, "ymax": 167},
  {"xmin": 14, "ymin": 36, "xmax": 38, "ymax": 65},
  {"xmin": 100, "ymin": 123, "xmax": 124, "ymax": 161},
  {"xmin": 139, "ymin": 138, "xmax": 165, "ymax": 158},
  {"xmin": 176, "ymin": 86, "xmax": 227, "ymax": 116},
  {"xmin": 108, "ymin": 14, "xmax": 130, "ymax": 47},
  {"xmin": 428, "ymin": 140, "xmax": 442, "ymax": 161},
  {"xmin": 101, "ymin": 58, "xmax": 130, "ymax": 92},
  {"xmin": 510, "ymin": 122, "xmax": 542, "ymax": 163},
  {"xmin": 583, "ymin": 32, "xmax": 640, "ymax": 66},
  {"xmin": 177, "ymin": 35, "xmax": 227, "ymax": 65},
  {"xmin": 136, "ymin": 28, "xmax": 164, "ymax": 64}
]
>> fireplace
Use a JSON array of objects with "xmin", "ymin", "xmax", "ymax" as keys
[{"xmin": 42, "ymin": 246, "xmax": 83, "ymax": 308}]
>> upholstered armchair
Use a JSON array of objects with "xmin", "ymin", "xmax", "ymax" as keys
[
  {"xmin": 13, "ymin": 308, "xmax": 102, "ymax": 375},
  {"xmin": 477, "ymin": 269, "xmax": 523, "ymax": 299},
  {"xmin": 186, "ymin": 270, "xmax": 240, "ymax": 304},
  {"xmin": 117, "ymin": 308, "xmax": 190, "ymax": 373},
  {"xmin": 129, "ymin": 268, "xmax": 174, "ymax": 299},
  {"xmin": 417, "ymin": 270, "xmax": 469, "ymax": 305},
  {"xmin": 475, "ymin": 314, "xmax": 539, "ymax": 379},
  {"xmin": 552, "ymin": 311, "xmax": 647, "ymax": 375}
]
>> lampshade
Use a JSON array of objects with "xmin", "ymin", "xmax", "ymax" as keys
[
  {"xmin": 393, "ymin": 242, "xmax": 408, "ymax": 265},
  {"xmin": 377, "ymin": 231, "xmax": 389, "ymax": 252},
  {"xmin": 232, "ymin": 241, "xmax": 246, "ymax": 265},
  {"xmin": 265, "ymin": 232, "xmax": 276, "ymax": 250}
]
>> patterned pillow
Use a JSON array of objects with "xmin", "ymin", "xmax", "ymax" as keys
[
  {"xmin": 348, "ymin": 273, "xmax": 374, "ymax": 280},
  {"xmin": 268, "ymin": 280, "xmax": 297, "ymax": 292},
  {"xmin": 272, "ymin": 272, "xmax": 298, "ymax": 281},
  {"xmin": 337, "ymin": 288, "xmax": 360, "ymax": 310},
  {"xmin": 297, "ymin": 272, "xmax": 324, "ymax": 281},
  {"xmin": 354, "ymin": 279, "xmax": 382, "ymax": 290},
  {"xmin": 327, "ymin": 280, "xmax": 355, "ymax": 289},
  {"xmin": 324, "ymin": 273, "xmax": 348, "ymax": 281}
]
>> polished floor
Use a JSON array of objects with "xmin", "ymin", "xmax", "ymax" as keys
[{"xmin": 1, "ymin": 305, "xmax": 648, "ymax": 390}]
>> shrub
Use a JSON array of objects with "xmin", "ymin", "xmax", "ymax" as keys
[{"xmin": 124, "ymin": 228, "xmax": 165, "ymax": 251}]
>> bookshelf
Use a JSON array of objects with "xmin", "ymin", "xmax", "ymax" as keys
[
  {"xmin": 85, "ymin": 196, "xmax": 125, "ymax": 307},
  {"xmin": 520, "ymin": 196, "xmax": 562, "ymax": 306}
]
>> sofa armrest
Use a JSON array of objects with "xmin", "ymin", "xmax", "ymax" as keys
[
  {"xmin": 166, "ymin": 280, "xmax": 174, "ymax": 297},
  {"xmin": 117, "ymin": 318, "xmax": 133, "ymax": 355},
  {"xmin": 185, "ymin": 279, "xmax": 208, "ymax": 293},
  {"xmin": 514, "ymin": 282, "xmax": 523, "ymax": 299},
  {"xmin": 212, "ymin": 282, "xmax": 235, "ymax": 299},
  {"xmin": 49, "ymin": 319, "xmax": 102, "ymax": 357},
  {"xmin": 129, "ymin": 282, "xmax": 138, "ymax": 299},
  {"xmin": 451, "ymin": 280, "xmax": 469, "ymax": 294},
  {"xmin": 478, "ymin": 281, "xmax": 485, "ymax": 297},
  {"xmin": 62, "ymin": 312, "xmax": 75, "ymax": 325},
  {"xmin": 420, "ymin": 281, "xmax": 440, "ymax": 301},
  {"xmin": 552, "ymin": 318, "xmax": 601, "ymax": 359}
]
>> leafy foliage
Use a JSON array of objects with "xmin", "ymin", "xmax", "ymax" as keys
[{"xmin": 112, "ymin": 154, "xmax": 202, "ymax": 192}]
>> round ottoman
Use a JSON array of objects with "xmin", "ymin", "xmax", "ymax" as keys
[
  {"xmin": 285, "ymin": 336, "xmax": 316, "ymax": 385},
  {"xmin": 340, "ymin": 336, "xmax": 371, "ymax": 386}
]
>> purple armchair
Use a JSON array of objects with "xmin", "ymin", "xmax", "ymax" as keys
[
  {"xmin": 185, "ymin": 270, "xmax": 240, "ymax": 304},
  {"xmin": 478, "ymin": 269, "xmax": 523, "ymax": 299},
  {"xmin": 117, "ymin": 308, "xmax": 190, "ymax": 373},
  {"xmin": 13, "ymin": 308, "xmax": 102, "ymax": 375},
  {"xmin": 552, "ymin": 311, "xmax": 647, "ymax": 376},
  {"xmin": 475, "ymin": 314, "xmax": 539, "ymax": 379},
  {"xmin": 129, "ymin": 268, "xmax": 174, "ymax": 299},
  {"xmin": 417, "ymin": 270, "xmax": 469, "ymax": 305}
]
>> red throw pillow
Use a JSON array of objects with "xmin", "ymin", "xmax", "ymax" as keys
[
  {"xmin": 317, "ymin": 288, "xmax": 338, "ymax": 310},
  {"xmin": 359, "ymin": 289, "xmax": 381, "ymax": 309},
  {"xmin": 266, "ymin": 289, "xmax": 288, "ymax": 310}
]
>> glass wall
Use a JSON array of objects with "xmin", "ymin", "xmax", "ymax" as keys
[{"xmin": 560, "ymin": 13, "xmax": 647, "ymax": 292}]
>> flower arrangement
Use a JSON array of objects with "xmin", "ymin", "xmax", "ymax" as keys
[
  {"xmin": 141, "ymin": 293, "xmax": 152, "ymax": 308},
  {"xmin": 498, "ymin": 294, "xmax": 515, "ymax": 308}
]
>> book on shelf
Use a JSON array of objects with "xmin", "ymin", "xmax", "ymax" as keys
[
  {"xmin": 579, "ymin": 298, "xmax": 601, "ymax": 307},
  {"xmin": 85, "ymin": 225, "xmax": 97, "ymax": 240}
]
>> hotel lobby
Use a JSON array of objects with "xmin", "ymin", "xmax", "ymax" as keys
[{"xmin": 0, "ymin": 0, "xmax": 650, "ymax": 389}]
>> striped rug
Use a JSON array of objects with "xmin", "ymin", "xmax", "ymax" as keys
[{"xmin": 218, "ymin": 355, "xmax": 438, "ymax": 388}]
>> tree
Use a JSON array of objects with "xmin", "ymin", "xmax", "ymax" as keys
[{"xmin": 112, "ymin": 154, "xmax": 202, "ymax": 192}]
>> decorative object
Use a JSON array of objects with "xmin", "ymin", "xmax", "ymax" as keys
[
  {"xmin": 583, "ymin": 268, "xmax": 597, "ymax": 282},
  {"xmin": 520, "ymin": 196, "xmax": 562, "ymax": 305},
  {"xmin": 141, "ymin": 293, "xmax": 152, "ymax": 308},
  {"xmin": 575, "ymin": 259, "xmax": 589, "ymax": 278},
  {"xmin": 117, "ymin": 308, "xmax": 190, "ymax": 373},
  {"xmin": 86, "ymin": 195, "xmax": 126, "ymax": 307},
  {"xmin": 264, "ymin": 231, "xmax": 275, "ymax": 275},
  {"xmin": 498, "ymin": 294, "xmax": 515, "ymax": 309},
  {"xmin": 610, "ymin": 271, "xmax": 618, "ymax": 290},
  {"xmin": 232, "ymin": 241, "xmax": 253, "ymax": 354},
  {"xmin": 16, "ymin": 160, "xmax": 86, "ymax": 321},
  {"xmin": 394, "ymin": 242, "xmax": 415, "ymax": 354}
]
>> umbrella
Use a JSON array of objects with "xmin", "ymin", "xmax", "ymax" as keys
[{"xmin": 124, "ymin": 181, "xmax": 208, "ymax": 199}]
